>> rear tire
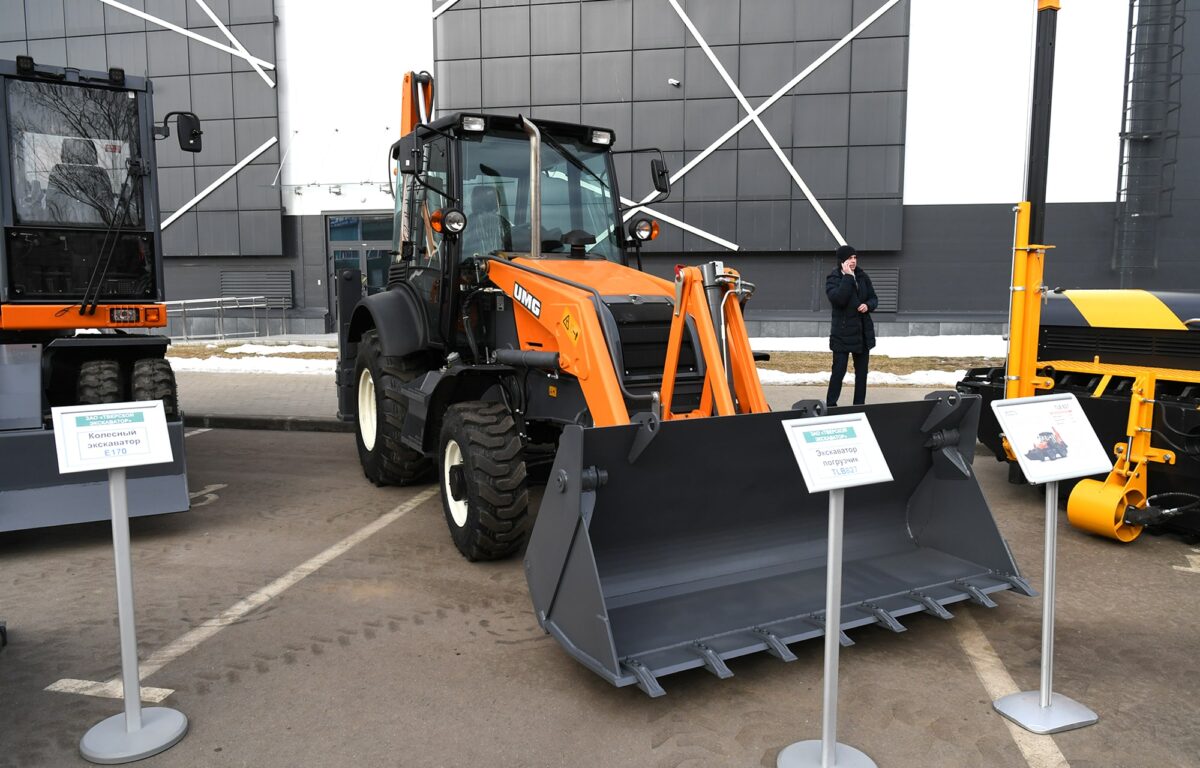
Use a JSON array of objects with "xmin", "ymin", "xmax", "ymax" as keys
[
  {"xmin": 131, "ymin": 358, "xmax": 179, "ymax": 417},
  {"xmin": 354, "ymin": 330, "xmax": 432, "ymax": 485},
  {"xmin": 438, "ymin": 401, "xmax": 530, "ymax": 561},
  {"xmin": 77, "ymin": 360, "xmax": 121, "ymax": 404}
]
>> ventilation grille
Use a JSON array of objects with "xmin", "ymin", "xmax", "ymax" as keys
[
  {"xmin": 870, "ymin": 267, "xmax": 899, "ymax": 313},
  {"xmin": 1040, "ymin": 326, "xmax": 1200, "ymax": 368},
  {"xmin": 219, "ymin": 270, "xmax": 293, "ymax": 309}
]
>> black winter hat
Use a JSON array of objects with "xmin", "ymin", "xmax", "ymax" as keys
[{"xmin": 835, "ymin": 244, "xmax": 857, "ymax": 264}]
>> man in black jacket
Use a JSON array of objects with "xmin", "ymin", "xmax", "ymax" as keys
[{"xmin": 825, "ymin": 244, "xmax": 878, "ymax": 407}]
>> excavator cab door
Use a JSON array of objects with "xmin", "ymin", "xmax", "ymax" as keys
[{"xmin": 403, "ymin": 134, "xmax": 456, "ymax": 346}]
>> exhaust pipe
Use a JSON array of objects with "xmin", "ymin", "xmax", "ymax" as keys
[{"xmin": 521, "ymin": 116, "xmax": 541, "ymax": 259}]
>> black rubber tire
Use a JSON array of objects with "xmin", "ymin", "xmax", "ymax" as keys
[
  {"xmin": 131, "ymin": 358, "xmax": 179, "ymax": 417},
  {"xmin": 354, "ymin": 330, "xmax": 432, "ymax": 485},
  {"xmin": 77, "ymin": 360, "xmax": 122, "ymax": 404},
  {"xmin": 438, "ymin": 401, "xmax": 531, "ymax": 561}
]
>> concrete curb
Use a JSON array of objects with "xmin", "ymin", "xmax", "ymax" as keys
[{"xmin": 184, "ymin": 414, "xmax": 354, "ymax": 433}]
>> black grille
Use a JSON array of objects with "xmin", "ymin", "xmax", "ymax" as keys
[
  {"xmin": 1040, "ymin": 326, "xmax": 1200, "ymax": 369},
  {"xmin": 607, "ymin": 300, "xmax": 700, "ymax": 381}
]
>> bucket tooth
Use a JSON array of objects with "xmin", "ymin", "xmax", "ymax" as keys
[
  {"xmin": 860, "ymin": 603, "xmax": 906, "ymax": 633},
  {"xmin": 908, "ymin": 591, "xmax": 954, "ymax": 620},
  {"xmin": 994, "ymin": 572, "xmax": 1037, "ymax": 597},
  {"xmin": 621, "ymin": 659, "xmax": 665, "ymax": 698},
  {"xmin": 957, "ymin": 580, "xmax": 999, "ymax": 608},
  {"xmin": 752, "ymin": 627, "xmax": 797, "ymax": 662},
  {"xmin": 691, "ymin": 642, "xmax": 734, "ymax": 679},
  {"xmin": 806, "ymin": 616, "xmax": 855, "ymax": 647}
]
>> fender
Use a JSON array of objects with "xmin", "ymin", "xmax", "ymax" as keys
[
  {"xmin": 400, "ymin": 365, "xmax": 515, "ymax": 455},
  {"xmin": 336, "ymin": 278, "xmax": 430, "ymax": 421},
  {"xmin": 344, "ymin": 286, "xmax": 430, "ymax": 358}
]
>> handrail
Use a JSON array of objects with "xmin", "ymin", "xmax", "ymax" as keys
[{"xmin": 164, "ymin": 295, "xmax": 288, "ymax": 340}]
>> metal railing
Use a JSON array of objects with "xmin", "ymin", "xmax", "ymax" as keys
[{"xmin": 164, "ymin": 296, "xmax": 289, "ymax": 341}]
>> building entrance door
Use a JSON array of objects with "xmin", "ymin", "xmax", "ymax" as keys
[{"xmin": 326, "ymin": 214, "xmax": 394, "ymax": 313}]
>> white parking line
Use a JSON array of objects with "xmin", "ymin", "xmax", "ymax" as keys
[
  {"xmin": 47, "ymin": 488, "xmax": 438, "ymax": 702},
  {"xmin": 184, "ymin": 428, "xmax": 212, "ymax": 437},
  {"xmin": 954, "ymin": 610, "xmax": 1071, "ymax": 768}
]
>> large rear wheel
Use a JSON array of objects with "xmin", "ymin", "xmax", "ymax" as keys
[
  {"xmin": 438, "ymin": 401, "xmax": 531, "ymax": 561},
  {"xmin": 354, "ymin": 330, "xmax": 432, "ymax": 485}
]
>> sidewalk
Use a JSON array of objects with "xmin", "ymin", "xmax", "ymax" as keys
[{"xmin": 176, "ymin": 369, "xmax": 944, "ymax": 432}]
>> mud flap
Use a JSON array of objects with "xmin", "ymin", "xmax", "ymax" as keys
[{"xmin": 524, "ymin": 393, "xmax": 1031, "ymax": 696}]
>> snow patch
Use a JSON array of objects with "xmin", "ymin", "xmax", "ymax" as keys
[
  {"xmin": 224, "ymin": 344, "xmax": 335, "ymax": 355},
  {"xmin": 756, "ymin": 368, "xmax": 969, "ymax": 387},
  {"xmin": 168, "ymin": 356, "xmax": 335, "ymax": 375},
  {"xmin": 751, "ymin": 335, "xmax": 1007, "ymax": 358}
]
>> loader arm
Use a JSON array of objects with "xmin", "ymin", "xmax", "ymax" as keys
[{"xmin": 484, "ymin": 258, "xmax": 633, "ymax": 426}]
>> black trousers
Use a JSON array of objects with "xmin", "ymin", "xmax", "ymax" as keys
[{"xmin": 826, "ymin": 350, "xmax": 869, "ymax": 407}]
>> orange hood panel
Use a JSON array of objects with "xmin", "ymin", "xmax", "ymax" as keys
[{"xmin": 510, "ymin": 258, "xmax": 674, "ymax": 299}]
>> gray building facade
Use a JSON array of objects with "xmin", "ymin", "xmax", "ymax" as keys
[
  {"xmin": 0, "ymin": 0, "xmax": 321, "ymax": 331},
  {"xmin": 434, "ymin": 0, "xmax": 1200, "ymax": 334}
]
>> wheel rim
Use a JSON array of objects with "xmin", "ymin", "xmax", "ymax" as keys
[
  {"xmin": 443, "ymin": 439, "xmax": 468, "ymax": 528},
  {"xmin": 357, "ymin": 368, "xmax": 377, "ymax": 451}
]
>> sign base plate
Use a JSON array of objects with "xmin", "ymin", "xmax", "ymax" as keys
[
  {"xmin": 993, "ymin": 690, "xmax": 1098, "ymax": 734},
  {"xmin": 777, "ymin": 740, "xmax": 877, "ymax": 768},
  {"xmin": 80, "ymin": 707, "xmax": 188, "ymax": 764}
]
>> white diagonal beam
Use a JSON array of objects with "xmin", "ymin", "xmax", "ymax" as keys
[
  {"xmin": 669, "ymin": 0, "xmax": 845, "ymax": 245},
  {"xmin": 162, "ymin": 136, "xmax": 278, "ymax": 228},
  {"xmin": 433, "ymin": 0, "xmax": 460, "ymax": 19},
  {"xmin": 99, "ymin": 0, "xmax": 276, "ymax": 71},
  {"xmin": 193, "ymin": 0, "xmax": 275, "ymax": 89},
  {"xmin": 624, "ymin": 0, "xmax": 903, "ymax": 220},
  {"xmin": 619, "ymin": 196, "xmax": 738, "ymax": 251}
]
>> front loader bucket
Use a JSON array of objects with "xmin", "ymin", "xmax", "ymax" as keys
[{"xmin": 524, "ymin": 393, "xmax": 1031, "ymax": 696}]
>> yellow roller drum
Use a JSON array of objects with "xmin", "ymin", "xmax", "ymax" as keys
[
  {"xmin": 1067, "ymin": 465, "xmax": 1145, "ymax": 543},
  {"xmin": 1063, "ymin": 290, "xmax": 1189, "ymax": 331}
]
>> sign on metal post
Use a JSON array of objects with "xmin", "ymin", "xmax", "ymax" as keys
[
  {"xmin": 51, "ymin": 402, "xmax": 188, "ymax": 764},
  {"xmin": 990, "ymin": 393, "xmax": 1110, "ymax": 734},
  {"xmin": 777, "ymin": 413, "xmax": 892, "ymax": 768}
]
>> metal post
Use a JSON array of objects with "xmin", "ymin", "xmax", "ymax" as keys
[
  {"xmin": 109, "ymin": 467, "xmax": 141, "ymax": 732},
  {"xmin": 1040, "ymin": 480, "xmax": 1057, "ymax": 708},
  {"xmin": 777, "ymin": 489, "xmax": 876, "ymax": 768},
  {"xmin": 992, "ymin": 480, "xmax": 1098, "ymax": 734},
  {"xmin": 79, "ymin": 469, "xmax": 188, "ymax": 763}
]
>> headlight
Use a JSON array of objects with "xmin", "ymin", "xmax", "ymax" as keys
[
  {"xmin": 629, "ymin": 218, "xmax": 659, "ymax": 242},
  {"xmin": 443, "ymin": 208, "xmax": 468, "ymax": 234},
  {"xmin": 461, "ymin": 115, "xmax": 486, "ymax": 132},
  {"xmin": 590, "ymin": 129, "xmax": 613, "ymax": 146}
]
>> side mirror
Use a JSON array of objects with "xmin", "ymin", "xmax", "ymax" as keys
[
  {"xmin": 391, "ymin": 133, "xmax": 421, "ymax": 175},
  {"xmin": 176, "ymin": 112, "xmax": 202, "ymax": 152},
  {"xmin": 650, "ymin": 158, "xmax": 671, "ymax": 195},
  {"xmin": 154, "ymin": 111, "xmax": 203, "ymax": 152}
]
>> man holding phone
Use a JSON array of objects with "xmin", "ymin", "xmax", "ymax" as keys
[{"xmin": 825, "ymin": 244, "xmax": 878, "ymax": 407}]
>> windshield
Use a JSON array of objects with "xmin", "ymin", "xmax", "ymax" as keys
[
  {"xmin": 459, "ymin": 131, "xmax": 620, "ymax": 262},
  {"xmin": 7, "ymin": 79, "xmax": 143, "ymax": 228}
]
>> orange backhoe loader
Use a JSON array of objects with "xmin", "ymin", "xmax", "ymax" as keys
[{"xmin": 335, "ymin": 71, "xmax": 1031, "ymax": 696}]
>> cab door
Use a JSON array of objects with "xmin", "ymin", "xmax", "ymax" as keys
[{"xmin": 404, "ymin": 135, "xmax": 452, "ymax": 346}]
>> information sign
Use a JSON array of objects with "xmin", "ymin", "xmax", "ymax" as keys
[
  {"xmin": 991, "ymin": 393, "xmax": 1112, "ymax": 485},
  {"xmin": 51, "ymin": 401, "xmax": 173, "ymax": 474},
  {"xmin": 781, "ymin": 412, "xmax": 893, "ymax": 493}
]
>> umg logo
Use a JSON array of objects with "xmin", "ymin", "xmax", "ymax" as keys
[{"xmin": 513, "ymin": 282, "xmax": 542, "ymax": 318}]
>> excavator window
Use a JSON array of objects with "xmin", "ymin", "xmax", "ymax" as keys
[
  {"xmin": 8, "ymin": 79, "xmax": 142, "ymax": 228},
  {"xmin": 460, "ymin": 132, "xmax": 619, "ymax": 262}
]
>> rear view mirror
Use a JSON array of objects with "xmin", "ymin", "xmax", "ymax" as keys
[
  {"xmin": 650, "ymin": 158, "xmax": 671, "ymax": 195},
  {"xmin": 392, "ymin": 134, "xmax": 421, "ymax": 175},
  {"xmin": 176, "ymin": 112, "xmax": 202, "ymax": 153}
]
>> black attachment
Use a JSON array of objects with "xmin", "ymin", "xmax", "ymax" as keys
[
  {"xmin": 753, "ymin": 351, "xmax": 771, "ymax": 362},
  {"xmin": 492, "ymin": 348, "xmax": 560, "ymax": 371},
  {"xmin": 627, "ymin": 411, "xmax": 661, "ymax": 464},
  {"xmin": 789, "ymin": 399, "xmax": 826, "ymax": 417}
]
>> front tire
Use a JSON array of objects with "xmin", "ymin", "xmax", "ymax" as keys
[
  {"xmin": 438, "ymin": 401, "xmax": 530, "ymax": 561},
  {"xmin": 354, "ymin": 330, "xmax": 431, "ymax": 485},
  {"xmin": 78, "ymin": 360, "xmax": 122, "ymax": 404},
  {"xmin": 131, "ymin": 358, "xmax": 179, "ymax": 417}
]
